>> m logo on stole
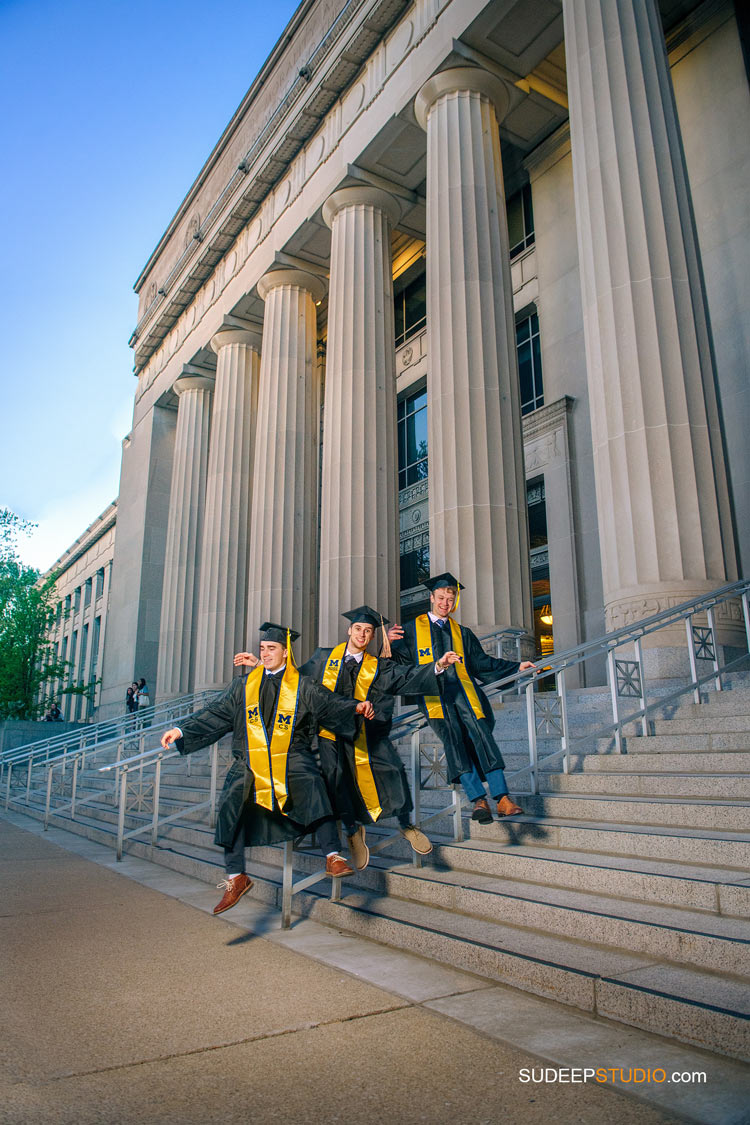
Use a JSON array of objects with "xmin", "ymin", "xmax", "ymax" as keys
[
  {"xmin": 329, "ymin": 659, "xmax": 340, "ymax": 668},
  {"xmin": 276, "ymin": 712, "xmax": 292, "ymax": 729},
  {"xmin": 247, "ymin": 705, "xmax": 259, "ymax": 722},
  {"xmin": 419, "ymin": 647, "xmax": 432, "ymax": 657}
]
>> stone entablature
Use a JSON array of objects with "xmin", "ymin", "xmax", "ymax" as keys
[
  {"xmin": 131, "ymin": 0, "xmax": 569, "ymax": 388},
  {"xmin": 132, "ymin": 0, "xmax": 414, "ymax": 371}
]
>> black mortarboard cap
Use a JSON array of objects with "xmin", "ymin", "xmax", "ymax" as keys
[
  {"xmin": 423, "ymin": 572, "xmax": 463, "ymax": 593},
  {"xmin": 342, "ymin": 605, "xmax": 390, "ymax": 628},
  {"xmin": 259, "ymin": 622, "xmax": 300, "ymax": 644}
]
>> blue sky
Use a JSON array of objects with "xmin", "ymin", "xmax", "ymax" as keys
[{"xmin": 0, "ymin": 0, "xmax": 300, "ymax": 570}]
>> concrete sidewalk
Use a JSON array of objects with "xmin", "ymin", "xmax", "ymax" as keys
[{"xmin": 0, "ymin": 814, "xmax": 746, "ymax": 1125}]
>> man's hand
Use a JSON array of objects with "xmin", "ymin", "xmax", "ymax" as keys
[
  {"xmin": 234, "ymin": 651, "xmax": 259, "ymax": 667},
  {"xmin": 387, "ymin": 624, "xmax": 404, "ymax": 643},
  {"xmin": 436, "ymin": 650, "xmax": 462, "ymax": 671},
  {"xmin": 355, "ymin": 701, "xmax": 375, "ymax": 720},
  {"xmin": 161, "ymin": 728, "xmax": 181, "ymax": 749},
  {"xmin": 519, "ymin": 661, "xmax": 537, "ymax": 673}
]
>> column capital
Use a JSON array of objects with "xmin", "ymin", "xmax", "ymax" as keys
[
  {"xmin": 210, "ymin": 326, "xmax": 262, "ymax": 355},
  {"xmin": 173, "ymin": 373, "xmax": 215, "ymax": 396},
  {"xmin": 257, "ymin": 267, "xmax": 326, "ymax": 304},
  {"xmin": 322, "ymin": 185, "xmax": 401, "ymax": 231},
  {"xmin": 415, "ymin": 66, "xmax": 511, "ymax": 131}
]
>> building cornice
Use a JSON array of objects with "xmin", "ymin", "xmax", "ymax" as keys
[
  {"xmin": 45, "ymin": 502, "xmax": 118, "ymax": 579},
  {"xmin": 130, "ymin": 0, "xmax": 410, "ymax": 373}
]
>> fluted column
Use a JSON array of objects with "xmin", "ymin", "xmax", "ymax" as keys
[
  {"xmin": 156, "ymin": 373, "xmax": 214, "ymax": 699},
  {"xmin": 415, "ymin": 68, "xmax": 533, "ymax": 636},
  {"xmin": 247, "ymin": 269, "xmax": 325, "ymax": 658},
  {"xmin": 194, "ymin": 328, "xmax": 261, "ymax": 691},
  {"xmin": 563, "ymin": 0, "xmax": 737, "ymax": 643},
  {"xmin": 318, "ymin": 186, "xmax": 401, "ymax": 645}
]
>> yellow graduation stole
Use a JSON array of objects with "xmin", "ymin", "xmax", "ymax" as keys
[
  {"xmin": 318, "ymin": 643, "xmax": 382, "ymax": 821},
  {"xmin": 244, "ymin": 664, "xmax": 300, "ymax": 811},
  {"xmin": 414, "ymin": 615, "xmax": 483, "ymax": 720}
]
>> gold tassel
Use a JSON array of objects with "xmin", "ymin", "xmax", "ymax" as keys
[
  {"xmin": 285, "ymin": 627, "xmax": 297, "ymax": 672},
  {"xmin": 380, "ymin": 614, "xmax": 392, "ymax": 659}
]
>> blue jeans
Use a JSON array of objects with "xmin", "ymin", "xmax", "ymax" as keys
[{"xmin": 459, "ymin": 764, "xmax": 509, "ymax": 802}]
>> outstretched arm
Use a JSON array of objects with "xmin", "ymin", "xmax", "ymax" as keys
[{"xmin": 161, "ymin": 681, "xmax": 238, "ymax": 755}]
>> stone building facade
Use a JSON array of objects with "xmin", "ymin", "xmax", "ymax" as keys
[
  {"xmin": 86, "ymin": 0, "xmax": 747, "ymax": 714},
  {"xmin": 44, "ymin": 503, "xmax": 116, "ymax": 719}
]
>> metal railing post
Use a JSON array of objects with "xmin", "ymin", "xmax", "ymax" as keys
[
  {"xmin": 411, "ymin": 729, "xmax": 422, "ymax": 867},
  {"xmin": 686, "ymin": 615, "xmax": 701, "ymax": 704},
  {"xmin": 452, "ymin": 785, "xmax": 464, "ymax": 842},
  {"xmin": 44, "ymin": 765, "xmax": 53, "ymax": 829},
  {"xmin": 151, "ymin": 754, "xmax": 163, "ymax": 847},
  {"xmin": 71, "ymin": 756, "xmax": 79, "ymax": 820},
  {"xmin": 556, "ymin": 668, "xmax": 570, "ymax": 774},
  {"xmin": 330, "ymin": 872, "xmax": 342, "ymax": 903},
  {"xmin": 743, "ymin": 590, "xmax": 750, "ymax": 654},
  {"xmin": 634, "ymin": 637, "xmax": 649, "ymax": 737},
  {"xmin": 607, "ymin": 649, "xmax": 624, "ymax": 754},
  {"xmin": 281, "ymin": 840, "xmax": 293, "ymax": 929},
  {"xmin": 26, "ymin": 757, "xmax": 33, "ymax": 803},
  {"xmin": 525, "ymin": 679, "xmax": 538, "ymax": 792},
  {"xmin": 5, "ymin": 763, "xmax": 12, "ymax": 809},
  {"xmin": 209, "ymin": 744, "xmax": 219, "ymax": 829},
  {"xmin": 706, "ymin": 606, "xmax": 723, "ymax": 693},
  {"xmin": 116, "ymin": 766, "xmax": 128, "ymax": 861}
]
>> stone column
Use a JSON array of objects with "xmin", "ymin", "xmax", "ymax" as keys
[
  {"xmin": 194, "ymin": 328, "xmax": 261, "ymax": 691},
  {"xmin": 563, "ymin": 0, "xmax": 738, "ymax": 656},
  {"xmin": 246, "ymin": 269, "xmax": 325, "ymax": 658},
  {"xmin": 415, "ymin": 68, "xmax": 533, "ymax": 638},
  {"xmin": 318, "ymin": 186, "xmax": 401, "ymax": 645},
  {"xmin": 156, "ymin": 372, "xmax": 214, "ymax": 699}
]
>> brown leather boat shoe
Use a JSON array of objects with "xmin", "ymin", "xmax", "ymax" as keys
[
  {"xmin": 497, "ymin": 795, "xmax": 523, "ymax": 816},
  {"xmin": 325, "ymin": 853, "xmax": 354, "ymax": 877},
  {"xmin": 347, "ymin": 826, "xmax": 370, "ymax": 871},
  {"xmin": 400, "ymin": 825, "xmax": 433, "ymax": 855},
  {"xmin": 213, "ymin": 873, "xmax": 253, "ymax": 914},
  {"xmin": 470, "ymin": 797, "xmax": 493, "ymax": 823}
]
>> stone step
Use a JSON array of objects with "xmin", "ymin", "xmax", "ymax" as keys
[
  {"xmin": 540, "ymin": 772, "xmax": 750, "ymax": 799},
  {"xmin": 583, "ymin": 751, "xmax": 750, "ymax": 774},
  {"xmin": 621, "ymin": 733, "xmax": 750, "ymax": 754},
  {"xmin": 653, "ymin": 715, "xmax": 750, "ymax": 735},
  {"xmin": 468, "ymin": 817, "xmax": 750, "ymax": 869},
  {"xmin": 430, "ymin": 838, "xmax": 750, "ymax": 918},
  {"xmin": 515, "ymin": 793, "xmax": 750, "ymax": 832}
]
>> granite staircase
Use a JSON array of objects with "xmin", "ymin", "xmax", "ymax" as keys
[{"xmin": 6, "ymin": 675, "xmax": 750, "ymax": 1063}]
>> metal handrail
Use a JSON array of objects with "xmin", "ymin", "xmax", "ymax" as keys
[
  {"xmin": 0, "ymin": 690, "xmax": 219, "ymax": 772},
  {"xmin": 7, "ymin": 578, "xmax": 748, "ymax": 929},
  {"xmin": 395, "ymin": 578, "xmax": 750, "ymax": 832}
]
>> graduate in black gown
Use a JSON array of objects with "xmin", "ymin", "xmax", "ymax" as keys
[
  {"xmin": 161, "ymin": 622, "xmax": 375, "ymax": 914},
  {"xmin": 388, "ymin": 574, "xmax": 537, "ymax": 824},
  {"xmin": 236, "ymin": 606, "xmax": 460, "ymax": 871}
]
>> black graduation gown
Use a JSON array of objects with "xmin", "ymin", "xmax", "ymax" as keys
[
  {"xmin": 391, "ymin": 619, "xmax": 519, "ymax": 783},
  {"xmin": 298, "ymin": 648, "xmax": 439, "ymax": 827},
  {"xmin": 176, "ymin": 672, "xmax": 359, "ymax": 848}
]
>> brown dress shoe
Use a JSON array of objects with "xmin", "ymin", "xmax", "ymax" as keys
[
  {"xmin": 325, "ymin": 853, "xmax": 354, "ymax": 877},
  {"xmin": 213, "ymin": 873, "xmax": 253, "ymax": 914},
  {"xmin": 470, "ymin": 797, "xmax": 493, "ymax": 823},
  {"xmin": 347, "ymin": 826, "xmax": 370, "ymax": 871},
  {"xmin": 497, "ymin": 795, "xmax": 523, "ymax": 817},
  {"xmin": 400, "ymin": 825, "xmax": 433, "ymax": 855}
]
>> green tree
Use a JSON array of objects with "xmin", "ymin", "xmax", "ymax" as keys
[{"xmin": 0, "ymin": 509, "xmax": 65, "ymax": 719}]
